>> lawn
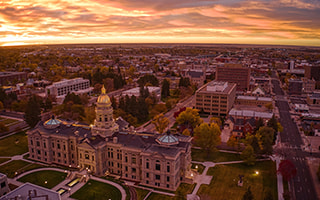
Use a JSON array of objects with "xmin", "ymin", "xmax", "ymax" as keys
[
  {"xmin": 145, "ymin": 182, "xmax": 195, "ymax": 200},
  {"xmin": 191, "ymin": 163, "xmax": 205, "ymax": 174},
  {"xmin": 0, "ymin": 158, "xmax": 10, "ymax": 164},
  {"xmin": 18, "ymin": 170, "xmax": 66, "ymax": 189},
  {"xmin": 0, "ymin": 131, "xmax": 28, "ymax": 156},
  {"xmin": 135, "ymin": 188, "xmax": 150, "ymax": 200},
  {"xmin": 146, "ymin": 193, "xmax": 174, "ymax": 200},
  {"xmin": 197, "ymin": 160, "xmax": 277, "ymax": 200},
  {"xmin": 192, "ymin": 148, "xmax": 242, "ymax": 163},
  {"xmin": 0, "ymin": 160, "xmax": 45, "ymax": 178},
  {"xmin": 71, "ymin": 180, "xmax": 122, "ymax": 200}
]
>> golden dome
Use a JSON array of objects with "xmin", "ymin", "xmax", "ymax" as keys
[{"xmin": 97, "ymin": 85, "xmax": 111, "ymax": 104}]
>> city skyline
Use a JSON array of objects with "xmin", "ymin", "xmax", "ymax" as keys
[{"xmin": 1, "ymin": 0, "xmax": 320, "ymax": 47}]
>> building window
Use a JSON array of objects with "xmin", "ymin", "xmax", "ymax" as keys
[
  {"xmin": 36, "ymin": 141, "xmax": 40, "ymax": 147},
  {"xmin": 58, "ymin": 153, "xmax": 61, "ymax": 157},
  {"xmin": 167, "ymin": 165, "xmax": 170, "ymax": 172},
  {"xmin": 63, "ymin": 145, "xmax": 66, "ymax": 150},
  {"xmin": 167, "ymin": 184, "xmax": 169, "ymax": 188},
  {"xmin": 30, "ymin": 140, "xmax": 33, "ymax": 145},
  {"xmin": 37, "ymin": 150, "xmax": 41, "ymax": 155},
  {"xmin": 146, "ymin": 162, "xmax": 149, "ymax": 169},
  {"xmin": 146, "ymin": 180, "xmax": 149, "ymax": 184},
  {"xmin": 155, "ymin": 175, "xmax": 160, "ymax": 180},
  {"xmin": 155, "ymin": 160, "xmax": 160, "ymax": 171},
  {"xmin": 85, "ymin": 154, "xmax": 89, "ymax": 160},
  {"xmin": 132, "ymin": 168, "xmax": 136, "ymax": 173},
  {"xmin": 146, "ymin": 173, "xmax": 149, "ymax": 178},
  {"xmin": 80, "ymin": 153, "xmax": 82, "ymax": 158},
  {"xmin": 57, "ymin": 143, "xmax": 60, "ymax": 149},
  {"xmin": 125, "ymin": 156, "xmax": 128, "ymax": 162},
  {"xmin": 92, "ymin": 156, "xmax": 95, "ymax": 161},
  {"xmin": 167, "ymin": 176, "xmax": 170, "ymax": 182},
  {"xmin": 125, "ymin": 166, "xmax": 128, "ymax": 171},
  {"xmin": 52, "ymin": 143, "xmax": 54, "ymax": 148},
  {"xmin": 43, "ymin": 142, "xmax": 46, "ymax": 148},
  {"xmin": 132, "ymin": 155, "xmax": 136, "ymax": 164}
]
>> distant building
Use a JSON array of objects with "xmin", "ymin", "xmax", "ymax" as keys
[
  {"xmin": 0, "ymin": 173, "xmax": 9, "ymax": 197},
  {"xmin": 235, "ymin": 96, "xmax": 272, "ymax": 107},
  {"xmin": 26, "ymin": 87, "xmax": 193, "ymax": 191},
  {"xmin": 184, "ymin": 70, "xmax": 206, "ymax": 87},
  {"xmin": 288, "ymin": 79, "xmax": 303, "ymax": 95},
  {"xmin": 122, "ymin": 86, "xmax": 161, "ymax": 100},
  {"xmin": 195, "ymin": 81, "xmax": 237, "ymax": 116},
  {"xmin": 301, "ymin": 77, "xmax": 316, "ymax": 94},
  {"xmin": 45, "ymin": 78, "xmax": 93, "ymax": 100},
  {"xmin": 216, "ymin": 64, "xmax": 250, "ymax": 91},
  {"xmin": 307, "ymin": 91, "xmax": 320, "ymax": 105},
  {"xmin": 0, "ymin": 182, "xmax": 61, "ymax": 200},
  {"xmin": 229, "ymin": 108, "xmax": 273, "ymax": 121},
  {"xmin": 304, "ymin": 65, "xmax": 320, "ymax": 81},
  {"xmin": 0, "ymin": 71, "xmax": 27, "ymax": 86}
]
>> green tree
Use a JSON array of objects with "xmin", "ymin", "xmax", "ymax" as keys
[
  {"xmin": 182, "ymin": 128, "xmax": 191, "ymax": 136},
  {"xmin": 176, "ymin": 107, "xmax": 202, "ymax": 135},
  {"xmin": 194, "ymin": 123, "xmax": 221, "ymax": 158},
  {"xmin": 152, "ymin": 113, "xmax": 169, "ymax": 134},
  {"xmin": 242, "ymin": 186, "xmax": 254, "ymax": 200},
  {"xmin": 241, "ymin": 145, "xmax": 256, "ymax": 165},
  {"xmin": 256, "ymin": 126, "xmax": 274, "ymax": 155},
  {"xmin": 161, "ymin": 79, "xmax": 170, "ymax": 99},
  {"xmin": 227, "ymin": 135, "xmax": 238, "ymax": 150},
  {"xmin": 25, "ymin": 95, "xmax": 41, "ymax": 128},
  {"xmin": 254, "ymin": 118, "xmax": 264, "ymax": 133}
]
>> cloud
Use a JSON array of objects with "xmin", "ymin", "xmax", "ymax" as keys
[{"xmin": 0, "ymin": 0, "xmax": 319, "ymax": 46}]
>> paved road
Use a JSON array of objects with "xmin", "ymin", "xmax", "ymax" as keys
[
  {"xmin": 272, "ymin": 75, "xmax": 318, "ymax": 200},
  {"xmin": 138, "ymin": 95, "xmax": 194, "ymax": 132}
]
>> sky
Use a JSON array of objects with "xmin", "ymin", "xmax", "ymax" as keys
[{"xmin": 1, "ymin": 0, "xmax": 320, "ymax": 46}]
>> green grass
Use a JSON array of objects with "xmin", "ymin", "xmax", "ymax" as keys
[
  {"xmin": 71, "ymin": 180, "xmax": 122, "ymax": 200},
  {"xmin": 176, "ymin": 183, "xmax": 196, "ymax": 199},
  {"xmin": 135, "ymin": 188, "xmax": 150, "ymax": 200},
  {"xmin": 18, "ymin": 170, "xmax": 66, "ymax": 189},
  {"xmin": 192, "ymin": 148, "xmax": 242, "ymax": 163},
  {"xmin": 191, "ymin": 163, "xmax": 205, "ymax": 174},
  {"xmin": 0, "ymin": 131, "xmax": 28, "ymax": 156},
  {"xmin": 146, "ymin": 193, "xmax": 174, "ymax": 200},
  {"xmin": 0, "ymin": 158, "xmax": 10, "ymax": 164},
  {"xmin": 0, "ymin": 160, "xmax": 45, "ymax": 178},
  {"xmin": 198, "ymin": 161, "xmax": 277, "ymax": 200}
]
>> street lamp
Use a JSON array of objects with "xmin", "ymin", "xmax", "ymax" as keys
[
  {"xmin": 255, "ymin": 171, "xmax": 259, "ymax": 175},
  {"xmin": 195, "ymin": 165, "xmax": 198, "ymax": 169},
  {"xmin": 45, "ymin": 180, "xmax": 47, "ymax": 184}
]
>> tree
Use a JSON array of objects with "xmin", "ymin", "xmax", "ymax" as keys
[
  {"xmin": 182, "ymin": 128, "xmax": 191, "ymax": 136},
  {"xmin": 0, "ymin": 122, "xmax": 9, "ymax": 133},
  {"xmin": 194, "ymin": 123, "xmax": 221, "ymax": 158},
  {"xmin": 241, "ymin": 145, "xmax": 256, "ymax": 165},
  {"xmin": 25, "ymin": 95, "xmax": 41, "ymax": 128},
  {"xmin": 254, "ymin": 118, "xmax": 264, "ymax": 133},
  {"xmin": 176, "ymin": 107, "xmax": 202, "ymax": 135},
  {"xmin": 152, "ymin": 113, "xmax": 169, "ymax": 134},
  {"xmin": 256, "ymin": 126, "xmax": 274, "ymax": 154},
  {"xmin": 227, "ymin": 135, "xmax": 238, "ymax": 150},
  {"xmin": 161, "ymin": 79, "xmax": 170, "ymax": 99},
  {"xmin": 265, "ymin": 103, "xmax": 273, "ymax": 111},
  {"xmin": 278, "ymin": 160, "xmax": 297, "ymax": 181},
  {"xmin": 210, "ymin": 117, "xmax": 222, "ymax": 127},
  {"xmin": 242, "ymin": 186, "xmax": 254, "ymax": 200}
]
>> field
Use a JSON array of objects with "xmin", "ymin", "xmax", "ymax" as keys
[{"xmin": 18, "ymin": 170, "xmax": 66, "ymax": 189}]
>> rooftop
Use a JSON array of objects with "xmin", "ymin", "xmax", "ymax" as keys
[{"xmin": 197, "ymin": 80, "xmax": 236, "ymax": 94}]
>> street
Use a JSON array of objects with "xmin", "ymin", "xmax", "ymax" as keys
[{"xmin": 272, "ymin": 76, "xmax": 318, "ymax": 200}]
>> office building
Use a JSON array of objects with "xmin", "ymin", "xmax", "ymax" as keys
[
  {"xmin": 195, "ymin": 81, "xmax": 237, "ymax": 116},
  {"xmin": 45, "ymin": 78, "xmax": 93, "ymax": 97},
  {"xmin": 216, "ymin": 64, "xmax": 250, "ymax": 91}
]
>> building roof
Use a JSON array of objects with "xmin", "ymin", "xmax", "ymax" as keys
[
  {"xmin": 197, "ymin": 80, "xmax": 236, "ymax": 94},
  {"xmin": 0, "ymin": 182, "xmax": 61, "ymax": 200},
  {"xmin": 156, "ymin": 132, "xmax": 179, "ymax": 145},
  {"xmin": 229, "ymin": 109, "xmax": 273, "ymax": 119},
  {"xmin": 97, "ymin": 85, "xmax": 111, "ymax": 105},
  {"xmin": 187, "ymin": 71, "xmax": 203, "ymax": 78}
]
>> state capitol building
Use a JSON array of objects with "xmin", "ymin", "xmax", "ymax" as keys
[{"xmin": 26, "ymin": 87, "xmax": 193, "ymax": 191}]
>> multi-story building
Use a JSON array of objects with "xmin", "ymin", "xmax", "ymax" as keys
[
  {"xmin": 195, "ymin": 81, "xmax": 237, "ymax": 116},
  {"xmin": 0, "ymin": 71, "xmax": 27, "ymax": 86},
  {"xmin": 0, "ymin": 173, "xmax": 9, "ymax": 196},
  {"xmin": 301, "ymin": 77, "xmax": 316, "ymax": 94},
  {"xmin": 45, "ymin": 78, "xmax": 93, "ymax": 97},
  {"xmin": 235, "ymin": 96, "xmax": 273, "ymax": 107},
  {"xmin": 288, "ymin": 79, "xmax": 303, "ymax": 95},
  {"xmin": 27, "ymin": 86, "xmax": 192, "ymax": 191},
  {"xmin": 216, "ymin": 64, "xmax": 250, "ymax": 91},
  {"xmin": 304, "ymin": 65, "xmax": 320, "ymax": 81}
]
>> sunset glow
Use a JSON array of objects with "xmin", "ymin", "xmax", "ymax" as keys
[{"xmin": 1, "ymin": 0, "xmax": 320, "ymax": 46}]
